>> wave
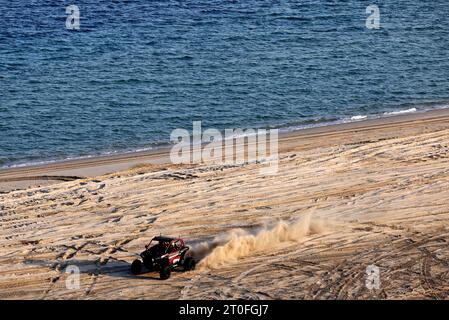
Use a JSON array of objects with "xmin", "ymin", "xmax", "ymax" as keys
[
  {"xmin": 279, "ymin": 102, "xmax": 449, "ymax": 134},
  {"xmin": 350, "ymin": 115, "xmax": 368, "ymax": 121},
  {"xmin": 383, "ymin": 108, "xmax": 417, "ymax": 116}
]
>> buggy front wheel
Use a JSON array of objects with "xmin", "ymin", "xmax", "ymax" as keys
[
  {"xmin": 160, "ymin": 266, "xmax": 171, "ymax": 280},
  {"xmin": 131, "ymin": 259, "xmax": 142, "ymax": 275}
]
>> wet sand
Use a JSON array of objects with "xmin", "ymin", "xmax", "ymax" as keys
[{"xmin": 1, "ymin": 109, "xmax": 449, "ymax": 299}]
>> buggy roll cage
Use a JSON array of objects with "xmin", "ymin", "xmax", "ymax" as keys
[{"xmin": 144, "ymin": 236, "xmax": 185, "ymax": 254}]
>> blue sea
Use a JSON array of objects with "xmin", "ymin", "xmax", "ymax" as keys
[{"xmin": 2, "ymin": 0, "xmax": 449, "ymax": 168}]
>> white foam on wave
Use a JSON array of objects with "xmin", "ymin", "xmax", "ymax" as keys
[
  {"xmin": 350, "ymin": 115, "xmax": 368, "ymax": 121},
  {"xmin": 384, "ymin": 108, "xmax": 417, "ymax": 116}
]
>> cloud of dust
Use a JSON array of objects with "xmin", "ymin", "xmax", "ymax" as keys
[{"xmin": 191, "ymin": 213, "xmax": 326, "ymax": 270}]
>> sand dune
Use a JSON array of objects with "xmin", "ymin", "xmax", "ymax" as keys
[{"xmin": 1, "ymin": 112, "xmax": 449, "ymax": 299}]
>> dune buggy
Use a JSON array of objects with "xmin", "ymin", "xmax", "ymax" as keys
[{"xmin": 130, "ymin": 236, "xmax": 196, "ymax": 280}]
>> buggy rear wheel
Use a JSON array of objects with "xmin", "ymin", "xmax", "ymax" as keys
[
  {"xmin": 131, "ymin": 259, "xmax": 142, "ymax": 275},
  {"xmin": 160, "ymin": 266, "xmax": 171, "ymax": 280}
]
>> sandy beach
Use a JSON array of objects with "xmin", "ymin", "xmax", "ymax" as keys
[{"xmin": 1, "ymin": 109, "xmax": 449, "ymax": 299}]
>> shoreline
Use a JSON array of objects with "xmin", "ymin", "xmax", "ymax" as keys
[
  {"xmin": 1, "ymin": 102, "xmax": 449, "ymax": 299},
  {"xmin": 2, "ymin": 107, "xmax": 449, "ymax": 191}
]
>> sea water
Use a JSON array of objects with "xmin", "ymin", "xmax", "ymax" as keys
[{"xmin": 1, "ymin": 0, "xmax": 449, "ymax": 167}]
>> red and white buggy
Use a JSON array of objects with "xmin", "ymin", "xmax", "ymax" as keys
[{"xmin": 131, "ymin": 236, "xmax": 196, "ymax": 280}]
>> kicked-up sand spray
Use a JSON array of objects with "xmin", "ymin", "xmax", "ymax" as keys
[{"xmin": 192, "ymin": 212, "xmax": 326, "ymax": 270}]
